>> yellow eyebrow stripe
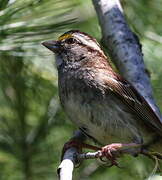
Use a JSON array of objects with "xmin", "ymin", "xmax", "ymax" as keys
[{"xmin": 58, "ymin": 34, "xmax": 73, "ymax": 41}]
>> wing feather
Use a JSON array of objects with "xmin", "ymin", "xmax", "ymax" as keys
[{"xmin": 104, "ymin": 73, "xmax": 162, "ymax": 135}]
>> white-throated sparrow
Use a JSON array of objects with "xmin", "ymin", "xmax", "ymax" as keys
[{"xmin": 42, "ymin": 30, "xmax": 162, "ymax": 164}]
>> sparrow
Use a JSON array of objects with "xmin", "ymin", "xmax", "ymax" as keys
[{"xmin": 42, "ymin": 30, "xmax": 162, "ymax": 164}]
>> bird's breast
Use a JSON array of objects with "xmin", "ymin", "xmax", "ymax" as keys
[
  {"xmin": 58, "ymin": 69, "xmax": 155, "ymax": 147},
  {"xmin": 62, "ymin": 89, "xmax": 146, "ymax": 145}
]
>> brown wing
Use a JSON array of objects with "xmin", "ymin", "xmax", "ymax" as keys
[{"xmin": 104, "ymin": 73, "xmax": 162, "ymax": 135}]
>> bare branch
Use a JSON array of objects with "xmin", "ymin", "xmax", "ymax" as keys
[
  {"xmin": 92, "ymin": 0, "xmax": 162, "ymax": 120},
  {"xmin": 57, "ymin": 130, "xmax": 86, "ymax": 180},
  {"xmin": 57, "ymin": 148, "xmax": 77, "ymax": 180},
  {"xmin": 58, "ymin": 144, "xmax": 162, "ymax": 180}
]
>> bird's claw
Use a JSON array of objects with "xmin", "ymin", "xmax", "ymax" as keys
[{"xmin": 99, "ymin": 143, "xmax": 123, "ymax": 167}]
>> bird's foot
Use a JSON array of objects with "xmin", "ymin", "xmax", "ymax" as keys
[
  {"xmin": 61, "ymin": 139, "xmax": 100, "ymax": 161},
  {"xmin": 100, "ymin": 143, "xmax": 140, "ymax": 167}
]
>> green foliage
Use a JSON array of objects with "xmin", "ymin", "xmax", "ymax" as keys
[{"xmin": 0, "ymin": 0, "xmax": 76, "ymax": 179}]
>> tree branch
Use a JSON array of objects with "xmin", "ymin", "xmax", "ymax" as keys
[
  {"xmin": 57, "ymin": 147, "xmax": 76, "ymax": 180},
  {"xmin": 58, "ymin": 142, "xmax": 162, "ymax": 180},
  {"xmin": 92, "ymin": 0, "xmax": 162, "ymax": 120},
  {"xmin": 57, "ymin": 130, "xmax": 87, "ymax": 180}
]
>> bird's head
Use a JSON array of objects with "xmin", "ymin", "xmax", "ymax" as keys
[{"xmin": 42, "ymin": 30, "xmax": 106, "ymax": 67}]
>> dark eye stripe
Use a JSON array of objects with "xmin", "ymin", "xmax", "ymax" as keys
[{"xmin": 65, "ymin": 38, "xmax": 77, "ymax": 44}]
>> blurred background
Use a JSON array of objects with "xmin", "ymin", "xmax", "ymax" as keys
[{"xmin": 0, "ymin": 0, "xmax": 162, "ymax": 179}]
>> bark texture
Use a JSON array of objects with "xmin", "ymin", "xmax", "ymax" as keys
[{"xmin": 92, "ymin": 0, "xmax": 161, "ymax": 120}]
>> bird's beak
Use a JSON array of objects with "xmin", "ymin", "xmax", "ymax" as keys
[{"xmin": 42, "ymin": 40, "xmax": 60, "ymax": 53}]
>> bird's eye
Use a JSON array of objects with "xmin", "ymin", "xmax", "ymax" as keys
[{"xmin": 65, "ymin": 38, "xmax": 77, "ymax": 44}]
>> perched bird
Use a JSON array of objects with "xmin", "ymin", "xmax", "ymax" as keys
[{"xmin": 42, "ymin": 30, "xmax": 162, "ymax": 164}]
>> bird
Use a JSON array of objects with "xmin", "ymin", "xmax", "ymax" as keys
[{"xmin": 42, "ymin": 30, "xmax": 162, "ymax": 165}]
